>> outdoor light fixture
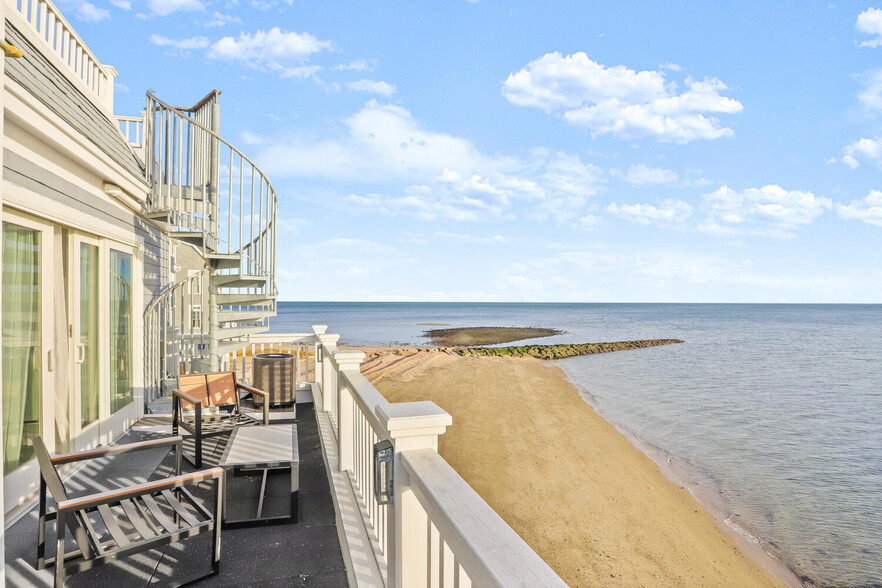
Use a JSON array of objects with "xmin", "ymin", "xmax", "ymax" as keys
[
  {"xmin": 374, "ymin": 440, "xmax": 394, "ymax": 505},
  {"xmin": 316, "ymin": 343, "xmax": 324, "ymax": 363}
]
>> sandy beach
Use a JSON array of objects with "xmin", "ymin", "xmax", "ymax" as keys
[{"xmin": 358, "ymin": 346, "xmax": 792, "ymax": 588}]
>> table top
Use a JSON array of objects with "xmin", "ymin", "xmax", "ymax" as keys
[{"xmin": 219, "ymin": 424, "xmax": 299, "ymax": 468}]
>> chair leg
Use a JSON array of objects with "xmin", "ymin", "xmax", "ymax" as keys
[
  {"xmin": 37, "ymin": 477, "xmax": 47, "ymax": 569},
  {"xmin": 212, "ymin": 476, "xmax": 223, "ymax": 573},
  {"xmin": 55, "ymin": 512, "xmax": 66, "ymax": 588}
]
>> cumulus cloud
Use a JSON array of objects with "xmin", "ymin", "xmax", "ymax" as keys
[
  {"xmin": 109, "ymin": 0, "xmax": 131, "ymax": 9},
  {"xmin": 857, "ymin": 7, "xmax": 882, "ymax": 47},
  {"xmin": 840, "ymin": 137, "xmax": 882, "ymax": 168},
  {"xmin": 502, "ymin": 52, "xmax": 742, "ymax": 142},
  {"xmin": 147, "ymin": 0, "xmax": 203, "ymax": 16},
  {"xmin": 610, "ymin": 164, "xmax": 679, "ymax": 185},
  {"xmin": 606, "ymin": 200, "xmax": 692, "ymax": 225},
  {"xmin": 700, "ymin": 185, "xmax": 831, "ymax": 238},
  {"xmin": 836, "ymin": 190, "xmax": 882, "ymax": 225},
  {"xmin": 75, "ymin": 2, "xmax": 110, "ymax": 21},
  {"xmin": 346, "ymin": 79, "xmax": 397, "ymax": 96},
  {"xmin": 150, "ymin": 34, "xmax": 210, "ymax": 50},
  {"xmin": 208, "ymin": 28, "xmax": 333, "ymax": 70},
  {"xmin": 256, "ymin": 101, "xmax": 605, "ymax": 223}
]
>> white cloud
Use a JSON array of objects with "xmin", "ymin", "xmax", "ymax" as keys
[
  {"xmin": 109, "ymin": 0, "xmax": 131, "ymax": 9},
  {"xmin": 606, "ymin": 200, "xmax": 692, "ymax": 226},
  {"xmin": 208, "ymin": 28, "xmax": 333, "ymax": 70},
  {"xmin": 611, "ymin": 164, "xmax": 679, "ymax": 185},
  {"xmin": 502, "ymin": 52, "xmax": 742, "ymax": 142},
  {"xmin": 347, "ymin": 79, "xmax": 397, "ymax": 96},
  {"xmin": 257, "ymin": 101, "xmax": 606, "ymax": 223},
  {"xmin": 203, "ymin": 11, "xmax": 240, "ymax": 27},
  {"xmin": 147, "ymin": 0, "xmax": 203, "ymax": 16},
  {"xmin": 836, "ymin": 190, "xmax": 882, "ymax": 225},
  {"xmin": 75, "ymin": 2, "xmax": 110, "ymax": 21},
  {"xmin": 150, "ymin": 34, "xmax": 209, "ymax": 50},
  {"xmin": 857, "ymin": 69, "xmax": 882, "ymax": 109},
  {"xmin": 280, "ymin": 65, "xmax": 323, "ymax": 79},
  {"xmin": 857, "ymin": 7, "xmax": 882, "ymax": 47},
  {"xmin": 115, "ymin": 83, "xmax": 131, "ymax": 93},
  {"xmin": 333, "ymin": 59, "xmax": 374, "ymax": 72},
  {"xmin": 840, "ymin": 137, "xmax": 882, "ymax": 168},
  {"xmin": 701, "ymin": 185, "xmax": 831, "ymax": 238},
  {"xmin": 239, "ymin": 130, "xmax": 265, "ymax": 145}
]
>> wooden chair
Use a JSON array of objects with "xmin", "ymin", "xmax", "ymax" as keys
[
  {"xmin": 34, "ymin": 436, "xmax": 223, "ymax": 588},
  {"xmin": 172, "ymin": 371, "xmax": 270, "ymax": 467}
]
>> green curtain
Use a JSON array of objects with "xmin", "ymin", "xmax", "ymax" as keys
[
  {"xmin": 110, "ymin": 250, "xmax": 133, "ymax": 413},
  {"xmin": 2, "ymin": 223, "xmax": 42, "ymax": 474}
]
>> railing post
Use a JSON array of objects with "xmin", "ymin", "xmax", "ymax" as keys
[
  {"xmin": 334, "ymin": 350, "xmax": 365, "ymax": 473},
  {"xmin": 377, "ymin": 403, "xmax": 452, "ymax": 588},
  {"xmin": 318, "ymin": 333, "xmax": 339, "ymax": 414},
  {"xmin": 312, "ymin": 325, "xmax": 327, "ymax": 387}
]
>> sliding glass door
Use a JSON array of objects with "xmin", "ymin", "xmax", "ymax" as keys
[{"xmin": 2, "ymin": 212, "xmax": 52, "ymax": 508}]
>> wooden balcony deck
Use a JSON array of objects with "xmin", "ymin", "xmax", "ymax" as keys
[{"xmin": 3, "ymin": 403, "xmax": 347, "ymax": 587}]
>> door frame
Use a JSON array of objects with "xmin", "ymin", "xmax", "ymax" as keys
[{"xmin": 2, "ymin": 209, "xmax": 54, "ymax": 513}]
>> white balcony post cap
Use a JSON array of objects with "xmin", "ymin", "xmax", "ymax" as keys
[
  {"xmin": 334, "ymin": 350, "xmax": 365, "ymax": 370},
  {"xmin": 319, "ymin": 333, "xmax": 340, "ymax": 345},
  {"xmin": 312, "ymin": 325, "xmax": 328, "ymax": 335}
]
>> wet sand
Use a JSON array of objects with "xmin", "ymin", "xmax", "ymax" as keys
[
  {"xmin": 424, "ymin": 326, "xmax": 562, "ymax": 346},
  {"xmin": 360, "ymin": 347, "xmax": 792, "ymax": 588}
]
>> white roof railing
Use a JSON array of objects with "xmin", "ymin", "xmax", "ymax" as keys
[{"xmin": 6, "ymin": 0, "xmax": 117, "ymax": 113}]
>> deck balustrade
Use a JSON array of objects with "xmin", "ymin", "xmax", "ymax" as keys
[{"xmin": 6, "ymin": 0, "xmax": 116, "ymax": 112}]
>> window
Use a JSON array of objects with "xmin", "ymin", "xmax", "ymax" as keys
[
  {"xmin": 191, "ymin": 305, "xmax": 203, "ymax": 330},
  {"xmin": 110, "ymin": 250, "xmax": 133, "ymax": 413},
  {"xmin": 188, "ymin": 270, "xmax": 201, "ymax": 295}
]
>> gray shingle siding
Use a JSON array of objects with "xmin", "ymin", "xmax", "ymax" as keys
[{"xmin": 5, "ymin": 23, "xmax": 146, "ymax": 182}]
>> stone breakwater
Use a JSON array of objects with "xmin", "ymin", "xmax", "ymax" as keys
[{"xmin": 451, "ymin": 339, "xmax": 684, "ymax": 359}]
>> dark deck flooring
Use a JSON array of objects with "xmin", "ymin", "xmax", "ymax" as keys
[{"xmin": 4, "ymin": 403, "xmax": 348, "ymax": 587}]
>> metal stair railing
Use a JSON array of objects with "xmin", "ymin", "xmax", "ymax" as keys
[
  {"xmin": 144, "ymin": 268, "xmax": 209, "ymax": 403},
  {"xmin": 144, "ymin": 91, "xmax": 277, "ymax": 289}
]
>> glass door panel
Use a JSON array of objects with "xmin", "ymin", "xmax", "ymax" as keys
[
  {"xmin": 78, "ymin": 242, "xmax": 100, "ymax": 427},
  {"xmin": 2, "ymin": 222, "xmax": 43, "ymax": 475},
  {"xmin": 110, "ymin": 249, "xmax": 133, "ymax": 413}
]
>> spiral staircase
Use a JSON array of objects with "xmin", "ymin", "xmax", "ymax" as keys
[{"xmin": 140, "ymin": 90, "xmax": 277, "ymax": 402}]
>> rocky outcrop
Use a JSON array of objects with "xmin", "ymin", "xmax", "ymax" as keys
[{"xmin": 451, "ymin": 339, "xmax": 684, "ymax": 359}]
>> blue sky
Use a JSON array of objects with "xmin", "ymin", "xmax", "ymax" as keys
[{"xmin": 66, "ymin": 0, "xmax": 882, "ymax": 302}]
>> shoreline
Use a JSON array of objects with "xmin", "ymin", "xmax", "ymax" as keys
[
  {"xmin": 356, "ymin": 345, "xmax": 797, "ymax": 587},
  {"xmin": 562, "ymin": 369, "xmax": 802, "ymax": 587}
]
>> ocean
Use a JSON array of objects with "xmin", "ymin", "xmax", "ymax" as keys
[{"xmin": 270, "ymin": 302, "xmax": 882, "ymax": 587}]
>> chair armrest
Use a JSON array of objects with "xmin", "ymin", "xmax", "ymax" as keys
[
  {"xmin": 173, "ymin": 388, "xmax": 204, "ymax": 406},
  {"xmin": 237, "ymin": 383, "xmax": 266, "ymax": 397},
  {"xmin": 57, "ymin": 467, "xmax": 224, "ymax": 512},
  {"xmin": 51, "ymin": 436, "xmax": 184, "ymax": 465}
]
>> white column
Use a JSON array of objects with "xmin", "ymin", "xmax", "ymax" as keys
[
  {"xmin": 334, "ymin": 350, "xmax": 365, "ymax": 473},
  {"xmin": 377, "ymin": 402, "xmax": 452, "ymax": 588},
  {"xmin": 318, "ymin": 333, "xmax": 339, "ymax": 414}
]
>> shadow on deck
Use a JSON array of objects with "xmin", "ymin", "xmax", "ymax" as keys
[{"xmin": 3, "ymin": 403, "xmax": 347, "ymax": 587}]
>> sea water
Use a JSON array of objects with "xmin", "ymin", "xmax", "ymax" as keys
[{"xmin": 270, "ymin": 302, "xmax": 882, "ymax": 587}]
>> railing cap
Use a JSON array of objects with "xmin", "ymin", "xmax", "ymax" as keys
[
  {"xmin": 319, "ymin": 333, "xmax": 341, "ymax": 345},
  {"xmin": 378, "ymin": 401, "xmax": 452, "ymax": 438},
  {"xmin": 312, "ymin": 325, "xmax": 328, "ymax": 335},
  {"xmin": 334, "ymin": 349, "xmax": 364, "ymax": 368}
]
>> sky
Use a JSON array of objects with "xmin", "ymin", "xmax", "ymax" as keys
[{"xmin": 61, "ymin": 0, "xmax": 882, "ymax": 302}]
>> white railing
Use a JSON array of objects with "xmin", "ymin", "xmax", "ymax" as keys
[
  {"xmin": 143, "ymin": 269, "xmax": 209, "ymax": 403},
  {"xmin": 145, "ymin": 91, "xmax": 277, "ymax": 293},
  {"xmin": 219, "ymin": 332, "xmax": 317, "ymax": 388},
  {"xmin": 116, "ymin": 114, "xmax": 144, "ymax": 148},
  {"xmin": 6, "ymin": 0, "xmax": 116, "ymax": 112},
  {"xmin": 315, "ymin": 327, "xmax": 567, "ymax": 588}
]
